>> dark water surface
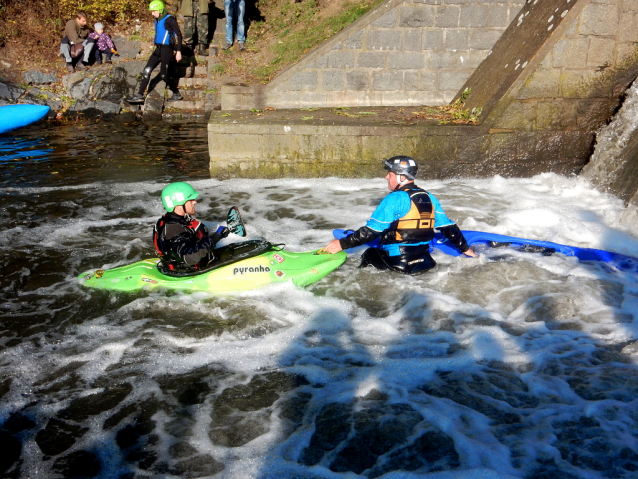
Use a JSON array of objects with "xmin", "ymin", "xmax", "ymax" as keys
[{"xmin": 0, "ymin": 121, "xmax": 210, "ymax": 188}]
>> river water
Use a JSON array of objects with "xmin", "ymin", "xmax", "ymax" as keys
[{"xmin": 1, "ymin": 121, "xmax": 638, "ymax": 479}]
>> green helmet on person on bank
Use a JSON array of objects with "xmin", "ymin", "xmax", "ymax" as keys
[
  {"xmin": 161, "ymin": 182, "xmax": 199, "ymax": 212},
  {"xmin": 148, "ymin": 0, "xmax": 165, "ymax": 13}
]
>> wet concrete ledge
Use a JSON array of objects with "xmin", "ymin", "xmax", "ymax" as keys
[{"xmin": 207, "ymin": 106, "xmax": 590, "ymax": 179}]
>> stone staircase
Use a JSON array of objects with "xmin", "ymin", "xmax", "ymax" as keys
[
  {"xmin": 160, "ymin": 1, "xmax": 227, "ymax": 121},
  {"xmin": 160, "ymin": 47, "xmax": 221, "ymax": 121}
]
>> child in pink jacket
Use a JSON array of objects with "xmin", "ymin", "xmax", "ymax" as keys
[{"xmin": 89, "ymin": 23, "xmax": 118, "ymax": 64}]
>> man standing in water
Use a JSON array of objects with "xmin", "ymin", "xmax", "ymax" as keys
[
  {"xmin": 153, "ymin": 182, "xmax": 229, "ymax": 274},
  {"xmin": 127, "ymin": 0, "xmax": 183, "ymax": 104},
  {"xmin": 323, "ymin": 156, "xmax": 476, "ymax": 275}
]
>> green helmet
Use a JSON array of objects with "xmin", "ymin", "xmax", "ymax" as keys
[
  {"xmin": 148, "ymin": 0, "xmax": 165, "ymax": 12},
  {"xmin": 161, "ymin": 182, "xmax": 199, "ymax": 212}
]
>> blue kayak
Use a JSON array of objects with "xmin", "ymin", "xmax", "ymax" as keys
[
  {"xmin": 333, "ymin": 229, "xmax": 638, "ymax": 273},
  {"xmin": 0, "ymin": 104, "xmax": 50, "ymax": 135}
]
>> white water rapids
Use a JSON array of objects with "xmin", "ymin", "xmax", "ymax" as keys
[{"xmin": 1, "ymin": 164, "xmax": 638, "ymax": 478}]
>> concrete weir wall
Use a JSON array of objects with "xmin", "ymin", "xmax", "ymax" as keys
[
  {"xmin": 209, "ymin": 0, "xmax": 638, "ymax": 181},
  {"xmin": 222, "ymin": 0, "xmax": 526, "ymax": 110}
]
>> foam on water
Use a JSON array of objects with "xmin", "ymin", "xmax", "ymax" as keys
[{"xmin": 1, "ymin": 173, "xmax": 638, "ymax": 478}]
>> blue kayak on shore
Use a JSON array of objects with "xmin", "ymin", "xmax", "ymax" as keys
[
  {"xmin": 333, "ymin": 229, "xmax": 638, "ymax": 273},
  {"xmin": 0, "ymin": 104, "xmax": 50, "ymax": 135}
]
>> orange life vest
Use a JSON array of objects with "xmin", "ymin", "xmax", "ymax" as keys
[{"xmin": 381, "ymin": 186, "xmax": 435, "ymax": 244}]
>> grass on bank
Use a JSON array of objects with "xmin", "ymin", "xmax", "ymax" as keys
[{"xmin": 222, "ymin": 0, "xmax": 386, "ymax": 83}]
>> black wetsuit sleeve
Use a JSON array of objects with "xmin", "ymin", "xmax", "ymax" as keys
[
  {"xmin": 339, "ymin": 226, "xmax": 383, "ymax": 250},
  {"xmin": 166, "ymin": 16, "xmax": 182, "ymax": 51},
  {"xmin": 207, "ymin": 231, "xmax": 222, "ymax": 243},
  {"xmin": 438, "ymin": 224, "xmax": 470, "ymax": 253}
]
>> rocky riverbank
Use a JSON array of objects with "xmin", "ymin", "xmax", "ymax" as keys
[
  {"xmin": 1, "ymin": 37, "xmax": 141, "ymax": 119},
  {"xmin": 0, "ymin": 35, "xmax": 219, "ymax": 123}
]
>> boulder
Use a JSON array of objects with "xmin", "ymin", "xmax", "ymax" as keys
[
  {"xmin": 111, "ymin": 36, "xmax": 142, "ymax": 61},
  {"xmin": 91, "ymin": 67, "xmax": 132, "ymax": 103},
  {"xmin": 69, "ymin": 99, "xmax": 122, "ymax": 118},
  {"xmin": 62, "ymin": 71, "xmax": 98, "ymax": 100},
  {"xmin": 113, "ymin": 61, "xmax": 147, "ymax": 95},
  {"xmin": 0, "ymin": 81, "xmax": 25, "ymax": 101},
  {"xmin": 144, "ymin": 87, "xmax": 165, "ymax": 119},
  {"xmin": 21, "ymin": 89, "xmax": 63, "ymax": 112},
  {"xmin": 23, "ymin": 70, "xmax": 58, "ymax": 85}
]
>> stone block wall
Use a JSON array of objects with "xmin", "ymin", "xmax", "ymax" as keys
[
  {"xmin": 487, "ymin": 0, "xmax": 638, "ymax": 128},
  {"xmin": 455, "ymin": 0, "xmax": 638, "ymax": 179},
  {"xmin": 222, "ymin": 0, "xmax": 525, "ymax": 110},
  {"xmin": 211, "ymin": 0, "xmax": 638, "ymax": 207}
]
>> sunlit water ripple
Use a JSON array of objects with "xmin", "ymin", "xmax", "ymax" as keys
[{"xmin": 1, "ymin": 122, "xmax": 638, "ymax": 479}]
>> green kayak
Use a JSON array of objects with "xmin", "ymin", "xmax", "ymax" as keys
[{"xmin": 78, "ymin": 240, "xmax": 347, "ymax": 293}]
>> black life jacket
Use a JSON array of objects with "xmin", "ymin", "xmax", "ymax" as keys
[
  {"xmin": 153, "ymin": 213, "xmax": 211, "ymax": 273},
  {"xmin": 381, "ymin": 185, "xmax": 435, "ymax": 245}
]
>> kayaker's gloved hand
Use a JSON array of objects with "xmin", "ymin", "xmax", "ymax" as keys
[{"xmin": 216, "ymin": 226, "xmax": 230, "ymax": 238}]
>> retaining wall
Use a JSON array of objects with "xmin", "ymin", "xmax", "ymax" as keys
[
  {"xmin": 222, "ymin": 0, "xmax": 525, "ymax": 110},
  {"xmin": 210, "ymin": 0, "xmax": 638, "ymax": 193}
]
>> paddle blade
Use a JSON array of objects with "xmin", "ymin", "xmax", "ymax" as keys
[{"xmin": 227, "ymin": 206, "xmax": 246, "ymax": 237}]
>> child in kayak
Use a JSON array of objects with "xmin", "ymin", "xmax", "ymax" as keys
[{"xmin": 153, "ymin": 182, "xmax": 229, "ymax": 275}]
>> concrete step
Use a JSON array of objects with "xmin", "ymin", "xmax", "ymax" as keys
[
  {"xmin": 179, "ymin": 77, "xmax": 209, "ymax": 88},
  {"xmin": 176, "ymin": 62, "xmax": 209, "ymax": 79},
  {"xmin": 166, "ymin": 99, "xmax": 205, "ymax": 110},
  {"xmin": 179, "ymin": 89, "xmax": 207, "ymax": 100},
  {"xmin": 162, "ymin": 110, "xmax": 208, "ymax": 121}
]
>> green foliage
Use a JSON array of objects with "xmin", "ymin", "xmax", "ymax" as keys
[
  {"xmin": 57, "ymin": 0, "xmax": 146, "ymax": 23},
  {"xmin": 0, "ymin": 0, "xmax": 146, "ymax": 50},
  {"xmin": 409, "ymin": 88, "xmax": 483, "ymax": 125},
  {"xmin": 440, "ymin": 88, "xmax": 482, "ymax": 124}
]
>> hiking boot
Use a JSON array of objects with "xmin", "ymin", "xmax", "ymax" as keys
[
  {"xmin": 239, "ymin": 42, "xmax": 245, "ymax": 52},
  {"xmin": 105, "ymin": 59, "xmax": 112, "ymax": 64},
  {"xmin": 66, "ymin": 62, "xmax": 74, "ymax": 73},
  {"xmin": 75, "ymin": 61, "xmax": 87, "ymax": 71},
  {"xmin": 127, "ymin": 93, "xmax": 145, "ymax": 104},
  {"xmin": 167, "ymin": 92, "xmax": 183, "ymax": 102},
  {"xmin": 96, "ymin": 58, "xmax": 102, "ymax": 65},
  {"xmin": 223, "ymin": 42, "xmax": 232, "ymax": 50},
  {"xmin": 197, "ymin": 44, "xmax": 208, "ymax": 56}
]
